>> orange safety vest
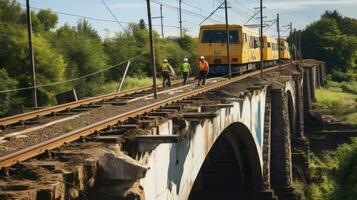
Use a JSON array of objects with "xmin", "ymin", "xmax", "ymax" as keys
[{"xmin": 199, "ymin": 60, "xmax": 209, "ymax": 72}]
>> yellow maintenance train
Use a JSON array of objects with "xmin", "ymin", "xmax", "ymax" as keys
[{"xmin": 197, "ymin": 24, "xmax": 291, "ymax": 75}]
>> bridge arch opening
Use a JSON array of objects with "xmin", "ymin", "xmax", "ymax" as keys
[{"xmin": 188, "ymin": 122, "xmax": 263, "ymax": 200}]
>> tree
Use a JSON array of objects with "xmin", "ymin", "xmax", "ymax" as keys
[
  {"xmin": 0, "ymin": 22, "xmax": 66, "ymax": 108},
  {"xmin": 37, "ymin": 9, "xmax": 58, "ymax": 31},
  {"xmin": 299, "ymin": 10, "xmax": 357, "ymax": 80},
  {"xmin": 54, "ymin": 21, "xmax": 108, "ymax": 97},
  {"xmin": 139, "ymin": 19, "xmax": 146, "ymax": 29}
]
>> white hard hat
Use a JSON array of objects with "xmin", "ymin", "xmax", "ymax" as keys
[
  {"xmin": 200, "ymin": 56, "xmax": 205, "ymax": 60},
  {"xmin": 184, "ymin": 58, "xmax": 188, "ymax": 62},
  {"xmin": 163, "ymin": 59, "xmax": 168, "ymax": 63}
]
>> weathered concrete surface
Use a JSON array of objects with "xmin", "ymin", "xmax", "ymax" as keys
[{"xmin": 140, "ymin": 88, "xmax": 267, "ymax": 200}]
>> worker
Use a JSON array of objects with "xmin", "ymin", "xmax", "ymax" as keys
[
  {"xmin": 198, "ymin": 56, "xmax": 209, "ymax": 86},
  {"xmin": 182, "ymin": 58, "xmax": 191, "ymax": 85},
  {"xmin": 161, "ymin": 59, "xmax": 175, "ymax": 88}
]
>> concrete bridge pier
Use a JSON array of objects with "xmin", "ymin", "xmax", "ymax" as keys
[
  {"xmin": 303, "ymin": 68, "xmax": 312, "ymax": 120},
  {"xmin": 270, "ymin": 86, "xmax": 300, "ymax": 200},
  {"xmin": 291, "ymin": 72, "xmax": 309, "ymax": 181}
]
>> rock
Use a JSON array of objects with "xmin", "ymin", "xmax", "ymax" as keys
[
  {"xmin": 98, "ymin": 146, "xmax": 147, "ymax": 181},
  {"xmin": 321, "ymin": 115, "xmax": 338, "ymax": 123}
]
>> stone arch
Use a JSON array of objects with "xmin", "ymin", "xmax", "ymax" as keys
[{"xmin": 188, "ymin": 122, "xmax": 263, "ymax": 199}]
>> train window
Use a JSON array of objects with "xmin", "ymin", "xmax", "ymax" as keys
[
  {"xmin": 243, "ymin": 33, "xmax": 248, "ymax": 43},
  {"xmin": 249, "ymin": 36, "xmax": 254, "ymax": 48},
  {"xmin": 254, "ymin": 37, "xmax": 260, "ymax": 49},
  {"xmin": 268, "ymin": 43, "xmax": 271, "ymax": 48},
  {"xmin": 201, "ymin": 30, "xmax": 240, "ymax": 43}
]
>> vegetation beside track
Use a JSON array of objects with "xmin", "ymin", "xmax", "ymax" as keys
[
  {"xmin": 0, "ymin": 0, "xmax": 196, "ymax": 117},
  {"xmin": 294, "ymin": 139, "xmax": 357, "ymax": 200},
  {"xmin": 313, "ymin": 83, "xmax": 357, "ymax": 124},
  {"xmin": 300, "ymin": 80, "xmax": 357, "ymax": 200}
]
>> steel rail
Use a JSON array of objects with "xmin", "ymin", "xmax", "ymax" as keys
[
  {"xmin": 0, "ymin": 64, "xmax": 285, "ymax": 168},
  {"xmin": 0, "ymin": 79, "xmax": 190, "ymax": 127}
]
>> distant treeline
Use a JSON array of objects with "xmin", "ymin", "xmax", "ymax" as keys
[
  {"xmin": 0, "ymin": 0, "xmax": 197, "ymax": 117},
  {"xmin": 298, "ymin": 10, "xmax": 357, "ymax": 81}
]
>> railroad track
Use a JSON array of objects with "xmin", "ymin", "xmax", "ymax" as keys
[
  {"xmin": 0, "ymin": 64, "xmax": 286, "ymax": 168},
  {"xmin": 0, "ymin": 78, "xmax": 194, "ymax": 128}
]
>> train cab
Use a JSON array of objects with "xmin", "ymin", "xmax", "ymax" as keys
[{"xmin": 197, "ymin": 24, "xmax": 261, "ymax": 76}]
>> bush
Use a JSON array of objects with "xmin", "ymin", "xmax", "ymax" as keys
[{"xmin": 332, "ymin": 138, "xmax": 357, "ymax": 200}]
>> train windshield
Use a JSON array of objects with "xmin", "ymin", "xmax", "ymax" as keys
[{"xmin": 201, "ymin": 30, "xmax": 239, "ymax": 43}]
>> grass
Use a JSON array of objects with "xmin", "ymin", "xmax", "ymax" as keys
[
  {"xmin": 313, "ymin": 88, "xmax": 357, "ymax": 124},
  {"xmin": 92, "ymin": 76, "xmax": 163, "ymax": 95},
  {"xmin": 326, "ymin": 80, "xmax": 357, "ymax": 94}
]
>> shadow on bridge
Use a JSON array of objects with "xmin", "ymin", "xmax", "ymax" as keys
[{"xmin": 188, "ymin": 122, "xmax": 264, "ymax": 200}]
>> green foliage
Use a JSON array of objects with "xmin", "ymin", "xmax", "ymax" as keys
[
  {"xmin": 53, "ymin": 20, "xmax": 108, "ymax": 97},
  {"xmin": 37, "ymin": 9, "xmax": 58, "ymax": 31},
  {"xmin": 103, "ymin": 22, "xmax": 197, "ymax": 80},
  {"xmin": 299, "ymin": 10, "xmax": 357, "ymax": 81},
  {"xmin": 0, "ymin": 2, "xmax": 196, "ymax": 115},
  {"xmin": 303, "ymin": 140, "xmax": 357, "ymax": 200},
  {"xmin": 332, "ymin": 138, "xmax": 357, "ymax": 200},
  {"xmin": 0, "ymin": 22, "xmax": 66, "ymax": 108},
  {"xmin": 0, "ymin": 68, "xmax": 22, "ymax": 117}
]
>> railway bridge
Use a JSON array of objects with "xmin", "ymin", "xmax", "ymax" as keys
[{"xmin": 0, "ymin": 60, "xmax": 325, "ymax": 200}]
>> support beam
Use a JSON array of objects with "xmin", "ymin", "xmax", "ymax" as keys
[
  {"xmin": 224, "ymin": 0, "xmax": 232, "ymax": 79},
  {"xmin": 179, "ymin": 0, "xmax": 183, "ymax": 38},
  {"xmin": 160, "ymin": 4, "xmax": 164, "ymax": 38},
  {"xmin": 277, "ymin": 13, "xmax": 281, "ymax": 69},
  {"xmin": 293, "ymin": 74, "xmax": 304, "ymax": 139},
  {"xmin": 146, "ymin": 0, "xmax": 158, "ymax": 99},
  {"xmin": 259, "ymin": 0, "xmax": 264, "ymax": 77},
  {"xmin": 26, "ymin": 0, "xmax": 37, "ymax": 108}
]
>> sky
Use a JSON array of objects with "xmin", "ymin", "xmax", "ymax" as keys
[{"xmin": 17, "ymin": 0, "xmax": 357, "ymax": 39}]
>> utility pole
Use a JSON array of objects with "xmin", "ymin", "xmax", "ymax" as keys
[
  {"xmin": 152, "ymin": 4, "xmax": 164, "ymax": 38},
  {"xmin": 179, "ymin": 0, "xmax": 183, "ymax": 38},
  {"xmin": 289, "ymin": 22, "xmax": 293, "ymax": 64},
  {"xmin": 160, "ymin": 4, "xmax": 164, "ymax": 38},
  {"xmin": 277, "ymin": 13, "xmax": 281, "ymax": 68},
  {"xmin": 299, "ymin": 32, "xmax": 302, "ymax": 63},
  {"xmin": 259, "ymin": 0, "xmax": 264, "ymax": 78},
  {"xmin": 294, "ymin": 28, "xmax": 297, "ymax": 62},
  {"xmin": 224, "ymin": 0, "xmax": 231, "ymax": 79},
  {"xmin": 146, "ymin": 0, "xmax": 158, "ymax": 99},
  {"xmin": 26, "ymin": 0, "xmax": 37, "ymax": 108}
]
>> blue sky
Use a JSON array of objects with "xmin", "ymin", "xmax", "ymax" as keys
[{"xmin": 17, "ymin": 0, "xmax": 357, "ymax": 39}]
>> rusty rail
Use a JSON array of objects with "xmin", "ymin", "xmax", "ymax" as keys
[
  {"xmin": 0, "ymin": 79, "xmax": 190, "ymax": 127},
  {"xmin": 0, "ymin": 64, "xmax": 285, "ymax": 168}
]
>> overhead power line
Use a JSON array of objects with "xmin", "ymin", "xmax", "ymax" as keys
[
  {"xmin": 200, "ymin": 1, "xmax": 224, "ymax": 25},
  {"xmin": 178, "ymin": 0, "xmax": 225, "ymax": 19},
  {"xmin": 151, "ymin": 0, "xmax": 223, "ymax": 23},
  {"xmin": 99, "ymin": 0, "xmax": 128, "ymax": 33},
  {"xmin": 244, "ymin": 10, "xmax": 261, "ymax": 25},
  {"xmin": 17, "ymin": 3, "xmax": 179, "ymax": 29}
]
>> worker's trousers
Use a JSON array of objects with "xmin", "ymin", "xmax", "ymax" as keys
[
  {"xmin": 162, "ymin": 71, "xmax": 171, "ymax": 88},
  {"xmin": 183, "ymin": 72, "xmax": 189, "ymax": 85},
  {"xmin": 198, "ymin": 71, "xmax": 207, "ymax": 86}
]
